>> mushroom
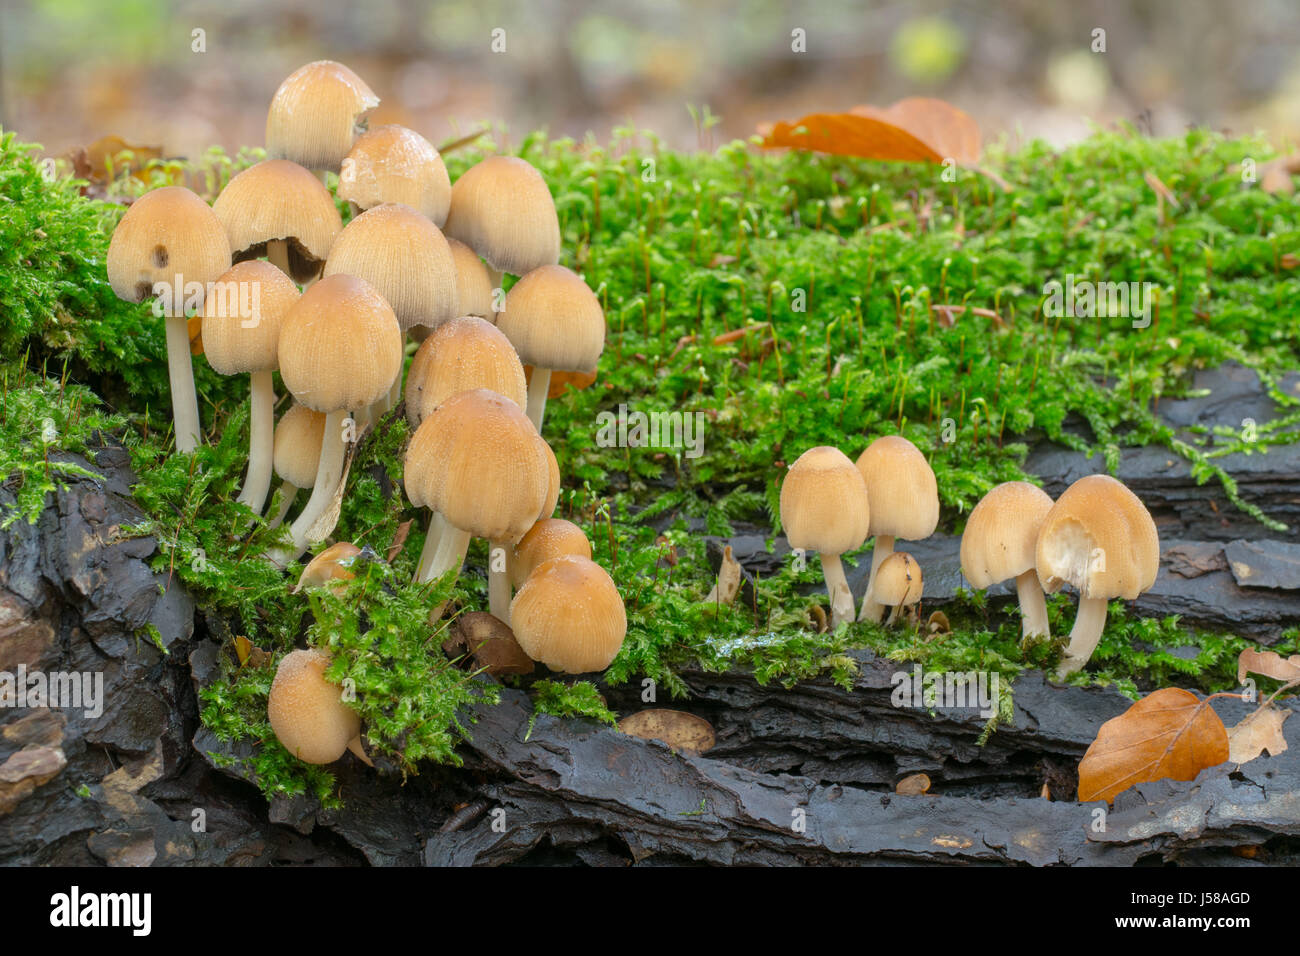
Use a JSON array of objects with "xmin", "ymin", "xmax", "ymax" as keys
[
  {"xmin": 442, "ymin": 154, "xmax": 561, "ymax": 302},
  {"xmin": 497, "ymin": 265, "xmax": 605, "ymax": 430},
  {"xmin": 509, "ymin": 554, "xmax": 627, "ymax": 674},
  {"xmin": 409, "ymin": 238, "xmax": 497, "ymax": 345},
  {"xmin": 268, "ymin": 403, "xmax": 325, "ymax": 528},
  {"xmin": 294, "ymin": 541, "xmax": 364, "ymax": 593},
  {"xmin": 265, "ymin": 60, "xmax": 379, "ymax": 179},
  {"xmin": 873, "ymin": 551, "xmax": 923, "ymax": 626},
  {"xmin": 404, "ymin": 315, "xmax": 526, "ymax": 429},
  {"xmin": 1035, "ymin": 474, "xmax": 1159, "ymax": 678},
  {"xmin": 272, "ymin": 274, "xmax": 402, "ymax": 562},
  {"xmin": 961, "ymin": 481, "xmax": 1055, "ymax": 640},
  {"xmin": 855, "ymin": 436, "xmax": 939, "ymax": 622},
  {"xmin": 511, "ymin": 518, "xmax": 593, "ymax": 588},
  {"xmin": 211, "ymin": 159, "xmax": 342, "ymax": 283},
  {"xmin": 200, "ymin": 260, "xmax": 299, "ymax": 514},
  {"xmin": 267, "ymin": 648, "xmax": 367, "ymax": 765},
  {"xmin": 337, "ymin": 125, "xmax": 450, "ymax": 225},
  {"xmin": 404, "ymin": 389, "xmax": 550, "ymax": 617},
  {"xmin": 106, "ymin": 185, "xmax": 232, "ymax": 454},
  {"xmin": 779, "ymin": 446, "xmax": 872, "ymax": 627}
]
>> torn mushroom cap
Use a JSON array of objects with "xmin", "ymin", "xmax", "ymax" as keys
[
  {"xmin": 873, "ymin": 552, "xmax": 923, "ymax": 607},
  {"xmin": 509, "ymin": 554, "xmax": 627, "ymax": 674},
  {"xmin": 278, "ymin": 274, "xmax": 403, "ymax": 414},
  {"xmin": 200, "ymin": 260, "xmax": 299, "ymax": 375},
  {"xmin": 855, "ymin": 435, "xmax": 939, "ymax": 541},
  {"xmin": 511, "ymin": 518, "xmax": 592, "ymax": 588},
  {"xmin": 295, "ymin": 541, "xmax": 362, "ymax": 592},
  {"xmin": 106, "ymin": 186, "xmax": 232, "ymax": 309},
  {"xmin": 267, "ymin": 648, "xmax": 360, "ymax": 765},
  {"xmin": 403, "ymin": 388, "xmax": 549, "ymax": 543},
  {"xmin": 322, "ymin": 202, "xmax": 458, "ymax": 333},
  {"xmin": 498, "ymin": 265, "xmax": 605, "ymax": 374},
  {"xmin": 961, "ymin": 481, "xmax": 1055, "ymax": 588},
  {"xmin": 337, "ymin": 125, "xmax": 451, "ymax": 226},
  {"xmin": 265, "ymin": 60, "xmax": 379, "ymax": 172},
  {"xmin": 212, "ymin": 159, "xmax": 342, "ymax": 283},
  {"xmin": 404, "ymin": 315, "xmax": 526, "ymax": 427},
  {"xmin": 443, "ymin": 155, "xmax": 560, "ymax": 276},
  {"xmin": 1035, "ymin": 474, "xmax": 1159, "ymax": 600},
  {"xmin": 273, "ymin": 403, "xmax": 326, "ymax": 488},
  {"xmin": 779, "ymin": 446, "xmax": 872, "ymax": 556}
]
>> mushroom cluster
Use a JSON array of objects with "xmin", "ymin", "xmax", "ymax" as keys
[{"xmin": 105, "ymin": 59, "xmax": 625, "ymax": 766}]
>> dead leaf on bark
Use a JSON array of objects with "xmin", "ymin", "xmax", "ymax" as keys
[
  {"xmin": 618, "ymin": 709, "xmax": 716, "ymax": 754},
  {"xmin": 1237, "ymin": 648, "xmax": 1300, "ymax": 685},
  {"xmin": 1077, "ymin": 687, "xmax": 1229, "ymax": 804},
  {"xmin": 701, "ymin": 545, "xmax": 741, "ymax": 606},
  {"xmin": 1227, "ymin": 705, "xmax": 1289, "ymax": 765},
  {"xmin": 895, "ymin": 772, "xmax": 931, "ymax": 795}
]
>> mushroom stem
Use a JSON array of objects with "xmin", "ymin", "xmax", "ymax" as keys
[
  {"xmin": 415, "ymin": 512, "xmax": 471, "ymax": 585},
  {"xmin": 267, "ymin": 239, "xmax": 292, "ymax": 278},
  {"xmin": 163, "ymin": 314, "xmax": 202, "ymax": 454},
  {"xmin": 266, "ymin": 481, "xmax": 298, "ymax": 529},
  {"xmin": 283, "ymin": 409, "xmax": 348, "ymax": 558},
  {"xmin": 858, "ymin": 534, "xmax": 896, "ymax": 623},
  {"xmin": 885, "ymin": 603, "xmax": 901, "ymax": 627},
  {"xmin": 1015, "ymin": 569, "xmax": 1051, "ymax": 640},
  {"xmin": 525, "ymin": 366, "xmax": 551, "ymax": 431},
  {"xmin": 1056, "ymin": 595, "xmax": 1109, "ymax": 678},
  {"xmin": 820, "ymin": 552, "xmax": 856, "ymax": 628},
  {"xmin": 236, "ymin": 369, "xmax": 275, "ymax": 514},
  {"xmin": 488, "ymin": 539, "xmax": 512, "ymax": 624}
]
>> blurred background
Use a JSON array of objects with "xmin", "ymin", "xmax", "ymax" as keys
[{"xmin": 2, "ymin": 0, "xmax": 1299, "ymax": 160}]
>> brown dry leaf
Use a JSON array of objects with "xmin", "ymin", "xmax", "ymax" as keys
[
  {"xmin": 851, "ymin": 98, "xmax": 982, "ymax": 165},
  {"xmin": 443, "ymin": 611, "xmax": 534, "ymax": 676},
  {"xmin": 1259, "ymin": 156, "xmax": 1300, "ymax": 195},
  {"xmin": 386, "ymin": 519, "xmax": 413, "ymax": 564},
  {"xmin": 895, "ymin": 772, "xmax": 931, "ymax": 795},
  {"xmin": 72, "ymin": 135, "xmax": 166, "ymax": 185},
  {"xmin": 701, "ymin": 545, "xmax": 741, "ymax": 606},
  {"xmin": 524, "ymin": 365, "xmax": 597, "ymax": 399},
  {"xmin": 1040, "ymin": 782, "xmax": 1051, "ymax": 800},
  {"xmin": 1237, "ymin": 648, "xmax": 1300, "ymax": 685},
  {"xmin": 708, "ymin": 253, "xmax": 738, "ymax": 268},
  {"xmin": 1077, "ymin": 687, "xmax": 1229, "ymax": 804},
  {"xmin": 1227, "ymin": 705, "xmax": 1289, "ymax": 765},
  {"xmin": 233, "ymin": 636, "xmax": 270, "ymax": 669},
  {"xmin": 760, "ymin": 97, "xmax": 981, "ymax": 166},
  {"xmin": 187, "ymin": 314, "xmax": 204, "ymax": 356},
  {"xmin": 619, "ymin": 709, "xmax": 716, "ymax": 754}
]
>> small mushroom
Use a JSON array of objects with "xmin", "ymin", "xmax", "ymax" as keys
[
  {"xmin": 267, "ymin": 648, "xmax": 367, "ymax": 765},
  {"xmin": 960, "ymin": 481, "xmax": 1055, "ymax": 639},
  {"xmin": 1036, "ymin": 474, "xmax": 1159, "ymax": 678},
  {"xmin": 337, "ymin": 125, "xmax": 450, "ymax": 225},
  {"xmin": 873, "ymin": 551, "xmax": 923, "ymax": 626},
  {"xmin": 268, "ymin": 403, "xmax": 325, "ymax": 528},
  {"xmin": 509, "ymin": 555, "xmax": 627, "ymax": 674},
  {"xmin": 265, "ymin": 60, "xmax": 379, "ymax": 177},
  {"xmin": 294, "ymin": 541, "xmax": 364, "ymax": 593},
  {"xmin": 511, "ymin": 518, "xmax": 593, "ymax": 588},
  {"xmin": 404, "ymin": 316, "xmax": 526, "ymax": 428}
]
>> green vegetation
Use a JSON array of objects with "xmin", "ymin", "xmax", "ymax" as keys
[{"xmin": 3, "ymin": 124, "xmax": 1298, "ymax": 802}]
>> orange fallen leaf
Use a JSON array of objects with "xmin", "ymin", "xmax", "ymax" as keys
[
  {"xmin": 1077, "ymin": 687, "xmax": 1229, "ymax": 804},
  {"xmin": 524, "ymin": 365, "xmax": 597, "ymax": 399},
  {"xmin": 760, "ymin": 97, "xmax": 981, "ymax": 166},
  {"xmin": 1226, "ymin": 705, "xmax": 1289, "ymax": 765}
]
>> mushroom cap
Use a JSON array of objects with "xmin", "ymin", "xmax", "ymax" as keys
[
  {"xmin": 212, "ymin": 159, "xmax": 342, "ymax": 280},
  {"xmin": 403, "ymin": 315, "xmax": 526, "ymax": 427},
  {"xmin": 511, "ymin": 518, "xmax": 592, "ymax": 588},
  {"xmin": 106, "ymin": 186, "xmax": 232, "ymax": 309},
  {"xmin": 403, "ymin": 388, "xmax": 549, "ymax": 543},
  {"xmin": 538, "ymin": 437, "xmax": 560, "ymax": 519},
  {"xmin": 447, "ymin": 238, "xmax": 496, "ymax": 320},
  {"xmin": 961, "ymin": 481, "xmax": 1055, "ymax": 589},
  {"xmin": 200, "ymin": 260, "xmax": 300, "ymax": 375},
  {"xmin": 265, "ymin": 60, "xmax": 379, "ymax": 172},
  {"xmin": 509, "ymin": 555, "xmax": 626, "ymax": 673},
  {"xmin": 267, "ymin": 648, "xmax": 360, "ymax": 765},
  {"xmin": 337, "ymin": 125, "xmax": 451, "ymax": 226},
  {"xmin": 273, "ymin": 403, "xmax": 326, "ymax": 488},
  {"xmin": 323, "ymin": 202, "xmax": 458, "ymax": 333},
  {"xmin": 443, "ymin": 155, "xmax": 560, "ymax": 275},
  {"xmin": 295, "ymin": 541, "xmax": 362, "ymax": 592},
  {"xmin": 779, "ymin": 446, "xmax": 872, "ymax": 556},
  {"xmin": 1035, "ymin": 474, "xmax": 1159, "ymax": 601},
  {"xmin": 277, "ymin": 274, "xmax": 403, "ymax": 413},
  {"xmin": 855, "ymin": 435, "xmax": 939, "ymax": 541},
  {"xmin": 873, "ymin": 551, "xmax": 923, "ymax": 607},
  {"xmin": 497, "ymin": 265, "xmax": 605, "ymax": 373}
]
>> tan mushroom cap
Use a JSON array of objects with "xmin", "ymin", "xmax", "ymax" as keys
[
  {"xmin": 323, "ymin": 202, "xmax": 457, "ymax": 333},
  {"xmin": 403, "ymin": 388, "xmax": 549, "ymax": 543},
  {"xmin": 498, "ymin": 265, "xmax": 605, "ymax": 373},
  {"xmin": 106, "ymin": 186, "xmax": 232, "ymax": 310},
  {"xmin": 265, "ymin": 60, "xmax": 379, "ymax": 172},
  {"xmin": 295, "ymin": 541, "xmax": 362, "ymax": 593},
  {"xmin": 273, "ymin": 403, "xmax": 326, "ymax": 488},
  {"xmin": 278, "ymin": 274, "xmax": 402, "ymax": 413},
  {"xmin": 212, "ymin": 159, "xmax": 342, "ymax": 282},
  {"xmin": 779, "ymin": 446, "xmax": 872, "ymax": 556},
  {"xmin": 337, "ymin": 125, "xmax": 450, "ymax": 225},
  {"xmin": 961, "ymin": 481, "xmax": 1055, "ymax": 588},
  {"xmin": 448, "ymin": 238, "xmax": 496, "ymax": 319},
  {"xmin": 538, "ymin": 437, "xmax": 560, "ymax": 519},
  {"xmin": 404, "ymin": 315, "xmax": 526, "ymax": 427},
  {"xmin": 512, "ymin": 518, "xmax": 592, "ymax": 588},
  {"xmin": 200, "ymin": 260, "xmax": 300, "ymax": 374},
  {"xmin": 855, "ymin": 435, "xmax": 939, "ymax": 541},
  {"xmin": 443, "ymin": 155, "xmax": 560, "ymax": 276},
  {"xmin": 1035, "ymin": 474, "xmax": 1159, "ymax": 601},
  {"xmin": 509, "ymin": 555, "xmax": 626, "ymax": 673},
  {"xmin": 873, "ymin": 552, "xmax": 923, "ymax": 607},
  {"xmin": 267, "ymin": 648, "xmax": 360, "ymax": 765}
]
